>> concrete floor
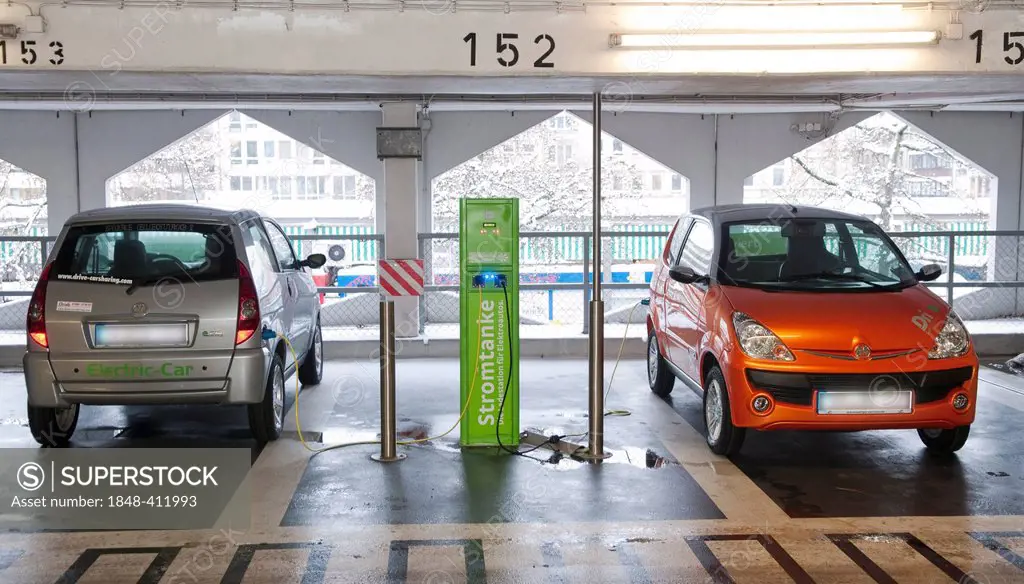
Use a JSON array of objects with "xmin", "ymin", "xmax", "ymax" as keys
[{"xmin": 0, "ymin": 359, "xmax": 1022, "ymax": 583}]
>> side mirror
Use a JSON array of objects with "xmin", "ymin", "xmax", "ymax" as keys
[
  {"xmin": 669, "ymin": 265, "xmax": 708, "ymax": 285},
  {"xmin": 302, "ymin": 253, "xmax": 327, "ymax": 269},
  {"xmin": 915, "ymin": 263, "xmax": 942, "ymax": 282}
]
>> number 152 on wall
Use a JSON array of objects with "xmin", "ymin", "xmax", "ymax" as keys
[{"xmin": 463, "ymin": 33, "xmax": 556, "ymax": 68}]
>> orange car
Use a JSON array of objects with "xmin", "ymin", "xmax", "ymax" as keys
[{"xmin": 646, "ymin": 205, "xmax": 977, "ymax": 456}]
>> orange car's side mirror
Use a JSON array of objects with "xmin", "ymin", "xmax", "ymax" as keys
[{"xmin": 669, "ymin": 265, "xmax": 709, "ymax": 285}]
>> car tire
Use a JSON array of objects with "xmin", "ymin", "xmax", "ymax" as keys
[
  {"xmin": 703, "ymin": 365, "xmax": 745, "ymax": 456},
  {"xmin": 647, "ymin": 333, "xmax": 675, "ymax": 397},
  {"xmin": 917, "ymin": 426, "xmax": 970, "ymax": 454},
  {"xmin": 249, "ymin": 353, "xmax": 285, "ymax": 444},
  {"xmin": 27, "ymin": 403, "xmax": 79, "ymax": 447},
  {"xmin": 298, "ymin": 320, "xmax": 323, "ymax": 387}
]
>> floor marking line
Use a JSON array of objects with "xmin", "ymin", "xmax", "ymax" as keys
[
  {"xmin": 0, "ymin": 548, "xmax": 22, "ymax": 572},
  {"xmin": 53, "ymin": 546, "xmax": 181, "ymax": 584},
  {"xmin": 219, "ymin": 542, "xmax": 331, "ymax": 584},
  {"xmin": 967, "ymin": 531, "xmax": 1024, "ymax": 572},
  {"xmin": 684, "ymin": 534, "xmax": 815, "ymax": 584},
  {"xmin": 387, "ymin": 539, "xmax": 487, "ymax": 584},
  {"xmin": 827, "ymin": 533, "xmax": 980, "ymax": 584}
]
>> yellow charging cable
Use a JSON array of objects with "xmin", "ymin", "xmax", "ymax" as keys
[
  {"xmin": 602, "ymin": 299, "xmax": 643, "ymax": 418},
  {"xmin": 282, "ymin": 285, "xmax": 486, "ymax": 455}
]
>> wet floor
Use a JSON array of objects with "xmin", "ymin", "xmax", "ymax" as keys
[{"xmin": 0, "ymin": 360, "xmax": 1022, "ymax": 582}]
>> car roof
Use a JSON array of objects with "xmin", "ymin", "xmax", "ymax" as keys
[
  {"xmin": 65, "ymin": 204, "xmax": 261, "ymax": 226},
  {"xmin": 689, "ymin": 204, "xmax": 869, "ymax": 225}
]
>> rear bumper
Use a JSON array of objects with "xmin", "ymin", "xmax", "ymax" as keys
[
  {"xmin": 722, "ymin": 353, "xmax": 979, "ymax": 431},
  {"xmin": 23, "ymin": 348, "xmax": 269, "ymax": 407}
]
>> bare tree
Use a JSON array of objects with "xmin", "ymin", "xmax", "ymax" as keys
[
  {"xmin": 108, "ymin": 125, "xmax": 222, "ymax": 203},
  {"xmin": 0, "ymin": 160, "xmax": 48, "ymax": 282},
  {"xmin": 771, "ymin": 114, "xmax": 989, "ymax": 231},
  {"xmin": 432, "ymin": 118, "xmax": 647, "ymax": 233}
]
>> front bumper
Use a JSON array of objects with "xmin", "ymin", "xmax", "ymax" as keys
[
  {"xmin": 723, "ymin": 352, "xmax": 978, "ymax": 431},
  {"xmin": 23, "ymin": 348, "xmax": 269, "ymax": 408}
]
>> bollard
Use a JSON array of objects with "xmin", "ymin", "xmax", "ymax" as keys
[{"xmin": 371, "ymin": 299, "xmax": 406, "ymax": 463}]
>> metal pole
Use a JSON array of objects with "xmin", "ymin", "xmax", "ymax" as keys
[
  {"xmin": 372, "ymin": 299, "xmax": 406, "ymax": 462},
  {"xmin": 585, "ymin": 92, "xmax": 610, "ymax": 460},
  {"xmin": 582, "ymin": 233, "xmax": 591, "ymax": 334}
]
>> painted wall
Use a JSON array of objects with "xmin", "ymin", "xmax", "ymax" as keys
[{"xmin": 0, "ymin": 4, "xmax": 1016, "ymax": 77}]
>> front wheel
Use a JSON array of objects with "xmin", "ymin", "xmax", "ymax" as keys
[
  {"xmin": 28, "ymin": 403, "xmax": 79, "ymax": 447},
  {"xmin": 918, "ymin": 426, "xmax": 970, "ymax": 454},
  {"xmin": 249, "ymin": 354, "xmax": 285, "ymax": 443},
  {"xmin": 703, "ymin": 366, "xmax": 745, "ymax": 456}
]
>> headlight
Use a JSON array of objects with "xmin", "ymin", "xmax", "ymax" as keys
[
  {"xmin": 928, "ymin": 312, "xmax": 970, "ymax": 359},
  {"xmin": 732, "ymin": 312, "xmax": 794, "ymax": 361}
]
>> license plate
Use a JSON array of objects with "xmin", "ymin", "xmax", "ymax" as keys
[
  {"xmin": 94, "ymin": 323, "xmax": 188, "ymax": 348},
  {"xmin": 816, "ymin": 391, "xmax": 914, "ymax": 415}
]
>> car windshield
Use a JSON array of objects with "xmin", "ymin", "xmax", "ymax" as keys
[
  {"xmin": 718, "ymin": 218, "xmax": 917, "ymax": 291},
  {"xmin": 51, "ymin": 221, "xmax": 238, "ymax": 285}
]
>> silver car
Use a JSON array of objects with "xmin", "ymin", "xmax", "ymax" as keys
[{"xmin": 23, "ymin": 204, "xmax": 326, "ymax": 444}]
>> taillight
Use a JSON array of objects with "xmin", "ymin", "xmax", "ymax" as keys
[
  {"xmin": 27, "ymin": 263, "xmax": 52, "ymax": 348},
  {"xmin": 236, "ymin": 260, "xmax": 260, "ymax": 345}
]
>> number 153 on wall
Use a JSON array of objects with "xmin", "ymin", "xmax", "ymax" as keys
[
  {"xmin": 969, "ymin": 29, "xmax": 1024, "ymax": 65},
  {"xmin": 0, "ymin": 40, "xmax": 65, "ymax": 66}
]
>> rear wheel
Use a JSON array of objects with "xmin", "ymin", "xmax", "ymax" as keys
[
  {"xmin": 703, "ymin": 366, "xmax": 745, "ymax": 456},
  {"xmin": 28, "ymin": 403, "xmax": 79, "ymax": 447},
  {"xmin": 647, "ymin": 334, "xmax": 675, "ymax": 397},
  {"xmin": 918, "ymin": 426, "xmax": 970, "ymax": 454},
  {"xmin": 249, "ymin": 354, "xmax": 285, "ymax": 443},
  {"xmin": 298, "ymin": 321, "xmax": 323, "ymax": 386}
]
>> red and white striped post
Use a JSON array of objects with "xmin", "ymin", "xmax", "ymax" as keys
[{"xmin": 372, "ymin": 259, "xmax": 424, "ymax": 463}]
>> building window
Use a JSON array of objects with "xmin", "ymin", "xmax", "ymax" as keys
[
  {"xmin": 522, "ymin": 143, "xmax": 535, "ymax": 153},
  {"xmin": 744, "ymin": 175, "xmax": 754, "ymax": 187},
  {"xmin": 230, "ymin": 141, "xmax": 242, "ymax": 165},
  {"xmin": 671, "ymin": 174, "xmax": 682, "ymax": 191},
  {"xmin": 772, "ymin": 165, "xmax": 785, "ymax": 186},
  {"xmin": 264, "ymin": 141, "xmax": 275, "ymax": 158},
  {"xmin": 245, "ymin": 141, "xmax": 258, "ymax": 165},
  {"xmin": 312, "ymin": 151, "xmax": 325, "ymax": 165},
  {"xmin": 279, "ymin": 177, "xmax": 292, "ymax": 195},
  {"xmin": 549, "ymin": 144, "xmax": 573, "ymax": 165},
  {"xmin": 333, "ymin": 175, "xmax": 357, "ymax": 198},
  {"xmin": 651, "ymin": 174, "xmax": 663, "ymax": 191},
  {"xmin": 228, "ymin": 112, "xmax": 241, "ymax": 132},
  {"xmin": 244, "ymin": 117, "xmax": 257, "ymax": 130},
  {"xmin": 612, "ymin": 139, "xmax": 623, "ymax": 153},
  {"xmin": 241, "ymin": 176, "xmax": 253, "ymax": 191},
  {"xmin": 612, "ymin": 175, "xmax": 624, "ymax": 191},
  {"xmin": 229, "ymin": 176, "xmax": 241, "ymax": 190},
  {"xmin": 278, "ymin": 141, "xmax": 292, "ymax": 159}
]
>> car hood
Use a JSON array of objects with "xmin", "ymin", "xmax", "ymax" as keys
[{"xmin": 720, "ymin": 284, "xmax": 951, "ymax": 353}]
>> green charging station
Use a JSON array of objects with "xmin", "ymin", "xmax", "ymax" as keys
[{"xmin": 459, "ymin": 198, "xmax": 520, "ymax": 447}]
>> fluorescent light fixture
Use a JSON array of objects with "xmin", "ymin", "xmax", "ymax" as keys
[{"xmin": 610, "ymin": 31, "xmax": 940, "ymax": 49}]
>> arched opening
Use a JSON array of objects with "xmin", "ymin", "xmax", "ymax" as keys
[
  {"xmin": 0, "ymin": 159, "xmax": 47, "ymax": 333},
  {"xmin": 743, "ymin": 111, "xmax": 997, "ymax": 315},
  {"xmin": 430, "ymin": 111, "xmax": 688, "ymax": 333}
]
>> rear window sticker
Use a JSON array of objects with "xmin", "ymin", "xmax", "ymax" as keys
[{"xmin": 56, "ymin": 301, "xmax": 93, "ymax": 313}]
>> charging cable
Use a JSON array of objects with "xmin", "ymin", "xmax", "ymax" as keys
[{"xmin": 281, "ymin": 285, "xmax": 487, "ymax": 455}]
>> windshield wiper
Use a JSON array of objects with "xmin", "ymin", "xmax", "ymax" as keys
[{"xmin": 779, "ymin": 272, "xmax": 888, "ymax": 288}]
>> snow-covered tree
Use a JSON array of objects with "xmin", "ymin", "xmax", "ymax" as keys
[
  {"xmin": 108, "ymin": 125, "xmax": 221, "ymax": 204},
  {"xmin": 0, "ymin": 160, "xmax": 48, "ymax": 281},
  {"xmin": 771, "ymin": 113, "xmax": 989, "ymax": 231},
  {"xmin": 432, "ymin": 118, "xmax": 646, "ymax": 232}
]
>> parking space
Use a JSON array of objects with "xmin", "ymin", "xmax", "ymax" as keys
[{"xmin": 0, "ymin": 359, "xmax": 1022, "ymax": 582}]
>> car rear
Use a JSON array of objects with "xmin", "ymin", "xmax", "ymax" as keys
[{"xmin": 24, "ymin": 218, "xmax": 267, "ymax": 407}]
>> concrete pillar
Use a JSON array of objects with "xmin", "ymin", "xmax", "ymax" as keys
[
  {"xmin": 380, "ymin": 102, "xmax": 420, "ymax": 337},
  {"xmin": 898, "ymin": 111, "xmax": 1024, "ymax": 317},
  {"xmin": 0, "ymin": 111, "xmax": 79, "ymax": 233}
]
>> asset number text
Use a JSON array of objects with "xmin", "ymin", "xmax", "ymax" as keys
[
  {"xmin": 969, "ymin": 30, "xmax": 1024, "ymax": 65},
  {"xmin": 463, "ymin": 33, "xmax": 555, "ymax": 68},
  {"xmin": 0, "ymin": 40, "xmax": 65, "ymax": 66}
]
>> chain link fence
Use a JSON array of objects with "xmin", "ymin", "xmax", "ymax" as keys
[{"xmin": 0, "ymin": 230, "xmax": 1021, "ymax": 342}]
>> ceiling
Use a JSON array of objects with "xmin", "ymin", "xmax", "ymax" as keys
[{"xmin": 2, "ymin": 71, "xmax": 1024, "ymax": 112}]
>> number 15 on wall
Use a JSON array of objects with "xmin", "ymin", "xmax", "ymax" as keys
[{"xmin": 463, "ymin": 33, "xmax": 556, "ymax": 68}]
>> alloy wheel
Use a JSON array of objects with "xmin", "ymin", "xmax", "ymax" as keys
[{"xmin": 706, "ymin": 379, "xmax": 724, "ymax": 442}]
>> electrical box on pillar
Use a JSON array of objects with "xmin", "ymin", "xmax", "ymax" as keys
[{"xmin": 459, "ymin": 198, "xmax": 520, "ymax": 448}]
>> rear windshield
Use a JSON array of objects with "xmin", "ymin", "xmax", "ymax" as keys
[{"xmin": 51, "ymin": 222, "xmax": 238, "ymax": 285}]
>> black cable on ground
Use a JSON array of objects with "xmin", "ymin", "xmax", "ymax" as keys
[{"xmin": 496, "ymin": 281, "xmax": 549, "ymax": 463}]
